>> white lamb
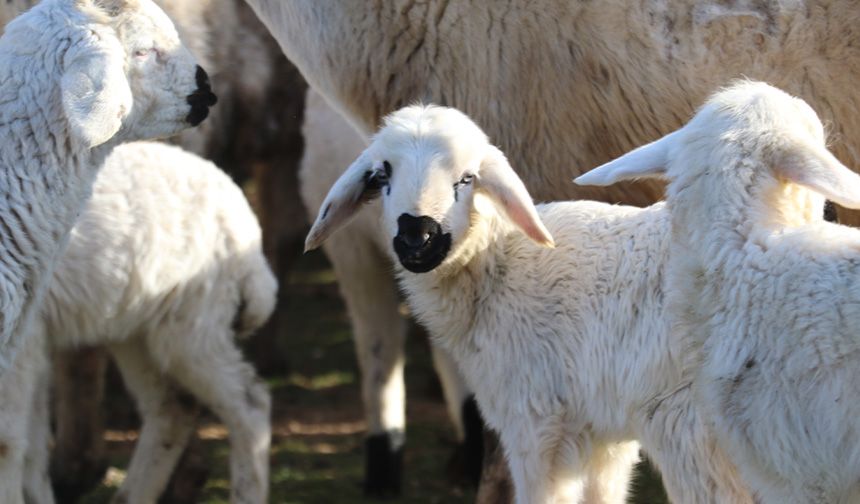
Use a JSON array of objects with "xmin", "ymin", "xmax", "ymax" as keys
[
  {"xmin": 305, "ymin": 105, "xmax": 753, "ymax": 503},
  {"xmin": 2, "ymin": 141, "xmax": 277, "ymax": 504},
  {"xmin": 0, "ymin": 0, "xmax": 216, "ymax": 369},
  {"xmin": 575, "ymin": 80, "xmax": 860, "ymax": 503}
]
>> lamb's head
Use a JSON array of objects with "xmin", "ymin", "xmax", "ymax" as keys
[
  {"xmin": 305, "ymin": 105, "xmax": 554, "ymax": 274},
  {"xmin": 2, "ymin": 0, "xmax": 217, "ymax": 148},
  {"xmin": 575, "ymin": 80, "xmax": 860, "ymax": 231}
]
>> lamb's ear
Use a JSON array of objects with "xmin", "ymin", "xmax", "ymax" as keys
[
  {"xmin": 61, "ymin": 41, "xmax": 132, "ymax": 148},
  {"xmin": 477, "ymin": 146, "xmax": 555, "ymax": 248},
  {"xmin": 305, "ymin": 151, "xmax": 380, "ymax": 252},
  {"xmin": 776, "ymin": 143, "xmax": 860, "ymax": 209},
  {"xmin": 574, "ymin": 129, "xmax": 681, "ymax": 186}
]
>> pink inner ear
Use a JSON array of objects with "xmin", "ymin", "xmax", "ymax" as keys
[
  {"xmin": 779, "ymin": 148, "xmax": 860, "ymax": 210},
  {"xmin": 502, "ymin": 197, "xmax": 555, "ymax": 247}
]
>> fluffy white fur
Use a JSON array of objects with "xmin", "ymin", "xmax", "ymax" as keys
[
  {"xmin": 576, "ymin": 80, "xmax": 860, "ymax": 503},
  {"xmin": 0, "ymin": 141, "xmax": 276, "ymax": 504},
  {"xmin": 306, "ymin": 105, "xmax": 754, "ymax": 504},
  {"xmin": 0, "ymin": 0, "xmax": 212, "ymax": 370}
]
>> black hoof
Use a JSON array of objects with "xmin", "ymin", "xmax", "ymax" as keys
[
  {"xmin": 364, "ymin": 430, "xmax": 405, "ymax": 497},
  {"xmin": 447, "ymin": 395, "xmax": 485, "ymax": 487}
]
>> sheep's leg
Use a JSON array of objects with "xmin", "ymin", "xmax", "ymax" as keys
[
  {"xmin": 501, "ymin": 420, "xmax": 585, "ymax": 504},
  {"xmin": 50, "ymin": 347, "xmax": 108, "ymax": 500},
  {"xmin": 581, "ymin": 441, "xmax": 640, "ymax": 504},
  {"xmin": 23, "ymin": 360, "xmax": 55, "ymax": 504},
  {"xmin": 322, "ymin": 232, "xmax": 408, "ymax": 496},
  {"xmin": 0, "ymin": 329, "xmax": 45, "ymax": 504},
  {"xmin": 430, "ymin": 345, "xmax": 484, "ymax": 485},
  {"xmin": 639, "ymin": 385, "xmax": 754, "ymax": 504},
  {"xmin": 108, "ymin": 340, "xmax": 200, "ymax": 504},
  {"xmin": 161, "ymin": 337, "xmax": 271, "ymax": 504}
]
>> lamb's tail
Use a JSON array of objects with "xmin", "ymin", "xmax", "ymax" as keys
[{"xmin": 232, "ymin": 253, "xmax": 278, "ymax": 339}]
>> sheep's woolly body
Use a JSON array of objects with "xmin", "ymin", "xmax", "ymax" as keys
[
  {"xmin": 659, "ymin": 84, "xmax": 860, "ymax": 503},
  {"xmin": 5, "ymin": 141, "xmax": 276, "ymax": 503},
  {"xmin": 399, "ymin": 201, "xmax": 679, "ymax": 503},
  {"xmin": 249, "ymin": 0, "xmax": 860, "ymax": 221},
  {"xmin": 42, "ymin": 141, "xmax": 275, "ymax": 346},
  {"xmin": 577, "ymin": 81, "xmax": 860, "ymax": 502}
]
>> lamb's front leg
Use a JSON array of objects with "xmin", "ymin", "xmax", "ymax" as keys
[
  {"xmin": 582, "ymin": 441, "xmax": 640, "ymax": 504},
  {"xmin": 0, "ymin": 325, "xmax": 48, "ymax": 504},
  {"xmin": 639, "ymin": 384, "xmax": 754, "ymax": 504},
  {"xmin": 501, "ymin": 418, "xmax": 588, "ymax": 504}
]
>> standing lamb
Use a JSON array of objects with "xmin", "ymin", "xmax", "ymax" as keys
[
  {"xmin": 248, "ymin": 1, "xmax": 860, "ymax": 492},
  {"xmin": 0, "ymin": 0, "xmax": 216, "ymax": 369},
  {"xmin": 305, "ymin": 104, "xmax": 754, "ymax": 504},
  {"xmin": 575, "ymin": 80, "xmax": 860, "ymax": 503},
  {"xmin": 3, "ymin": 141, "xmax": 276, "ymax": 504}
]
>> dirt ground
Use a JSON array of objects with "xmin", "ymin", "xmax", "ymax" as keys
[{"xmin": 75, "ymin": 247, "xmax": 670, "ymax": 503}]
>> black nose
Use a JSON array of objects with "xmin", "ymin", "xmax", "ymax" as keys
[
  {"xmin": 393, "ymin": 214, "xmax": 452, "ymax": 273},
  {"xmin": 186, "ymin": 65, "xmax": 218, "ymax": 126},
  {"xmin": 396, "ymin": 214, "xmax": 439, "ymax": 250}
]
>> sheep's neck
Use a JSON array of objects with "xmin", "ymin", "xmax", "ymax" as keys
[{"xmin": 0, "ymin": 69, "xmax": 105, "ymax": 365}]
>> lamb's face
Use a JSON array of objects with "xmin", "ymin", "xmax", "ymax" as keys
[
  {"xmin": 305, "ymin": 105, "xmax": 554, "ymax": 272},
  {"xmin": 108, "ymin": 0, "xmax": 217, "ymax": 141},
  {"xmin": 371, "ymin": 115, "xmax": 485, "ymax": 273}
]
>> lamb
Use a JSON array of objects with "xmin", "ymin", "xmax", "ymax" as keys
[
  {"xmin": 250, "ymin": 2, "xmax": 860, "ymax": 491},
  {"xmin": 575, "ymin": 81, "xmax": 860, "ymax": 503},
  {"xmin": 0, "ymin": 140, "xmax": 277, "ymax": 504},
  {"xmin": 0, "ymin": 0, "xmax": 216, "ymax": 370},
  {"xmin": 305, "ymin": 104, "xmax": 754, "ymax": 503}
]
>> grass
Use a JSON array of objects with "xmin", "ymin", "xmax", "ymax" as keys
[{"xmin": 76, "ymin": 248, "xmax": 668, "ymax": 503}]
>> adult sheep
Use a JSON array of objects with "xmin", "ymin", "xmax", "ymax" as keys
[
  {"xmin": 248, "ymin": 0, "xmax": 860, "ymax": 493},
  {"xmin": 0, "ymin": 0, "xmax": 215, "ymax": 370}
]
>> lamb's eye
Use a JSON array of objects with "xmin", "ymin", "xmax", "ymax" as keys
[
  {"xmin": 134, "ymin": 47, "xmax": 156, "ymax": 59},
  {"xmin": 458, "ymin": 174, "xmax": 474, "ymax": 186}
]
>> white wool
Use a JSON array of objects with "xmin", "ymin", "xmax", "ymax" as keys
[
  {"xmin": 578, "ymin": 80, "xmax": 860, "ymax": 503},
  {"xmin": 0, "ymin": 141, "xmax": 276, "ymax": 503},
  {"xmin": 307, "ymin": 105, "xmax": 753, "ymax": 504},
  {"xmin": 0, "ymin": 0, "xmax": 209, "ymax": 370}
]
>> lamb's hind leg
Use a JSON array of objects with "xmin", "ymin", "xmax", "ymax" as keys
[
  {"xmin": 160, "ymin": 333, "xmax": 271, "ymax": 504},
  {"xmin": 108, "ymin": 339, "xmax": 200, "ymax": 504},
  {"xmin": 322, "ymin": 229, "xmax": 408, "ymax": 497}
]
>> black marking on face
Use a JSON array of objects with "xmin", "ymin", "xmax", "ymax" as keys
[
  {"xmin": 321, "ymin": 203, "xmax": 331, "ymax": 220},
  {"xmin": 362, "ymin": 162, "xmax": 392, "ymax": 201},
  {"xmin": 186, "ymin": 66, "xmax": 218, "ymax": 126},
  {"xmin": 453, "ymin": 173, "xmax": 474, "ymax": 202}
]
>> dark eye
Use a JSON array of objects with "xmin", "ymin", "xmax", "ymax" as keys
[
  {"xmin": 458, "ymin": 174, "xmax": 474, "ymax": 186},
  {"xmin": 134, "ymin": 47, "xmax": 155, "ymax": 59}
]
